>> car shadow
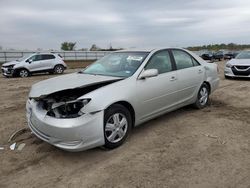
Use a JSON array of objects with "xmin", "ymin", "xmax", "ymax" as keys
[
  {"xmin": 132, "ymin": 105, "xmax": 196, "ymax": 133},
  {"xmin": 225, "ymin": 77, "xmax": 250, "ymax": 81}
]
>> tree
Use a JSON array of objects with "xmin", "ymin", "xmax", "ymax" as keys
[
  {"xmin": 186, "ymin": 43, "xmax": 250, "ymax": 51},
  {"xmin": 61, "ymin": 42, "xmax": 76, "ymax": 51},
  {"xmin": 61, "ymin": 42, "xmax": 68, "ymax": 50},
  {"xmin": 68, "ymin": 42, "xmax": 76, "ymax": 50},
  {"xmin": 90, "ymin": 44, "xmax": 100, "ymax": 51}
]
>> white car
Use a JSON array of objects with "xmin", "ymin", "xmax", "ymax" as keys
[
  {"xmin": 1, "ymin": 53, "xmax": 67, "ymax": 77},
  {"xmin": 26, "ymin": 48, "xmax": 219, "ymax": 151},
  {"xmin": 224, "ymin": 51, "xmax": 250, "ymax": 78}
]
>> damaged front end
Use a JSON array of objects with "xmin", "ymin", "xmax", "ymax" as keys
[
  {"xmin": 31, "ymin": 80, "xmax": 118, "ymax": 119},
  {"xmin": 26, "ymin": 73, "xmax": 124, "ymax": 151},
  {"xmin": 41, "ymin": 98, "xmax": 91, "ymax": 119}
]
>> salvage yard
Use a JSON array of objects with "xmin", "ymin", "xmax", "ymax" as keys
[{"xmin": 0, "ymin": 61, "xmax": 250, "ymax": 187}]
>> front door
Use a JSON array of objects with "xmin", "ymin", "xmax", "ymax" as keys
[
  {"xmin": 136, "ymin": 50, "xmax": 179, "ymax": 121},
  {"xmin": 27, "ymin": 55, "xmax": 43, "ymax": 72}
]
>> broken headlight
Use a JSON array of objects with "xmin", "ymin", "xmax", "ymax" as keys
[{"xmin": 47, "ymin": 99, "xmax": 91, "ymax": 118}]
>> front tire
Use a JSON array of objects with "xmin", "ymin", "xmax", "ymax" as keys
[
  {"xmin": 194, "ymin": 83, "xmax": 209, "ymax": 109},
  {"xmin": 104, "ymin": 104, "xmax": 132, "ymax": 149},
  {"xmin": 19, "ymin": 69, "xmax": 29, "ymax": 78},
  {"xmin": 54, "ymin": 65, "xmax": 65, "ymax": 74}
]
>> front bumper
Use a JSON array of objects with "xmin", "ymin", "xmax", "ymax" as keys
[
  {"xmin": 224, "ymin": 66, "xmax": 250, "ymax": 78},
  {"xmin": 1, "ymin": 67, "xmax": 14, "ymax": 77},
  {"xmin": 26, "ymin": 100, "xmax": 105, "ymax": 151}
]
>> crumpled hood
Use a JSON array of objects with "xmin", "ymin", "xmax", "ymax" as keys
[
  {"xmin": 228, "ymin": 59, "xmax": 250, "ymax": 66},
  {"xmin": 2, "ymin": 60, "xmax": 19, "ymax": 67},
  {"xmin": 29, "ymin": 73, "xmax": 122, "ymax": 98}
]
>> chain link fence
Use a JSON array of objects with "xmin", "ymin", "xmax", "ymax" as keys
[{"xmin": 0, "ymin": 51, "xmax": 112, "ymax": 63}]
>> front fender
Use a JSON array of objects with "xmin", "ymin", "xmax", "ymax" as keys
[{"xmin": 79, "ymin": 78, "xmax": 137, "ymax": 113}]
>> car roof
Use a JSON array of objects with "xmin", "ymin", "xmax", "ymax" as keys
[
  {"xmin": 33, "ymin": 52, "xmax": 57, "ymax": 55},
  {"xmin": 115, "ymin": 49, "xmax": 153, "ymax": 53},
  {"xmin": 114, "ymin": 47, "xmax": 186, "ymax": 53}
]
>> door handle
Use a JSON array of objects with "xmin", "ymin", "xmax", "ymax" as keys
[{"xmin": 170, "ymin": 76, "xmax": 177, "ymax": 81}]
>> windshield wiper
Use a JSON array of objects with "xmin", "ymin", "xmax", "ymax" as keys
[{"xmin": 78, "ymin": 71, "xmax": 125, "ymax": 78}]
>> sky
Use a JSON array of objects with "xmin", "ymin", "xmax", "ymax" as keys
[{"xmin": 0, "ymin": 0, "xmax": 250, "ymax": 50}]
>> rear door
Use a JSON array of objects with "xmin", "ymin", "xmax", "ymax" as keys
[
  {"xmin": 38, "ymin": 54, "xmax": 56, "ymax": 71},
  {"xmin": 170, "ymin": 49, "xmax": 204, "ymax": 102},
  {"xmin": 136, "ymin": 50, "xmax": 179, "ymax": 121}
]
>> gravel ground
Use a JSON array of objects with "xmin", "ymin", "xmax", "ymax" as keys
[{"xmin": 0, "ymin": 62, "xmax": 249, "ymax": 188}]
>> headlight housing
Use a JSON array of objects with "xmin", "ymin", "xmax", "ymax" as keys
[
  {"xmin": 47, "ymin": 98, "xmax": 91, "ymax": 118},
  {"xmin": 226, "ymin": 63, "xmax": 233, "ymax": 68},
  {"xmin": 4, "ymin": 65, "xmax": 15, "ymax": 69}
]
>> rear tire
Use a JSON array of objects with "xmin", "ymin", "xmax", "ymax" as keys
[
  {"xmin": 19, "ymin": 69, "xmax": 29, "ymax": 78},
  {"xmin": 193, "ymin": 83, "xmax": 209, "ymax": 109},
  {"xmin": 104, "ymin": 104, "xmax": 132, "ymax": 149},
  {"xmin": 54, "ymin": 65, "xmax": 64, "ymax": 74}
]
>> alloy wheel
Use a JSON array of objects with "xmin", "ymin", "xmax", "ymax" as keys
[
  {"xmin": 199, "ymin": 87, "xmax": 208, "ymax": 106},
  {"xmin": 19, "ymin": 70, "xmax": 29, "ymax": 77},
  {"xmin": 105, "ymin": 113, "xmax": 128, "ymax": 143},
  {"xmin": 55, "ymin": 66, "xmax": 64, "ymax": 74}
]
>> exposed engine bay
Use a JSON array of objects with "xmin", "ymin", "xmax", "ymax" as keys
[{"xmin": 34, "ymin": 80, "xmax": 120, "ymax": 118}]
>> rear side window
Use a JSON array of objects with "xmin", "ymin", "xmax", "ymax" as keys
[
  {"xmin": 172, "ymin": 50, "xmax": 198, "ymax": 70},
  {"xmin": 41, "ymin": 54, "xmax": 55, "ymax": 60},
  {"xmin": 192, "ymin": 58, "xmax": 200, "ymax": 66},
  {"xmin": 145, "ymin": 50, "xmax": 172, "ymax": 74}
]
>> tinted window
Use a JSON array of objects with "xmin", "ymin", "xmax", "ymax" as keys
[
  {"xmin": 145, "ymin": 51, "xmax": 172, "ymax": 74},
  {"xmin": 172, "ymin": 50, "xmax": 194, "ymax": 70},
  {"xmin": 29, "ymin": 55, "xmax": 42, "ymax": 61},
  {"xmin": 41, "ymin": 54, "xmax": 55, "ymax": 60}
]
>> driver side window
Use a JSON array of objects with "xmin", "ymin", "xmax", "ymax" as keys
[
  {"xmin": 28, "ymin": 55, "xmax": 42, "ymax": 62},
  {"xmin": 145, "ymin": 50, "xmax": 172, "ymax": 74}
]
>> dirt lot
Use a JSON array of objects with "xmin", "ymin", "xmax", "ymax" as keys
[
  {"xmin": 0, "ymin": 61, "xmax": 249, "ymax": 188},
  {"xmin": 64, "ymin": 60, "xmax": 94, "ymax": 69}
]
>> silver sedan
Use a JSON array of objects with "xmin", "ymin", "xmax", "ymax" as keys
[
  {"xmin": 224, "ymin": 51, "xmax": 250, "ymax": 78},
  {"xmin": 26, "ymin": 48, "xmax": 219, "ymax": 151}
]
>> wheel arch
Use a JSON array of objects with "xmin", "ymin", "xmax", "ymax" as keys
[
  {"xmin": 106, "ymin": 101, "xmax": 135, "ymax": 128},
  {"xmin": 54, "ymin": 64, "xmax": 66, "ymax": 69},
  {"xmin": 13, "ymin": 67, "xmax": 30, "ymax": 76},
  {"xmin": 203, "ymin": 81, "xmax": 211, "ymax": 94}
]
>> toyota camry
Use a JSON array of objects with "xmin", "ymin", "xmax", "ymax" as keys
[{"xmin": 26, "ymin": 48, "xmax": 219, "ymax": 151}]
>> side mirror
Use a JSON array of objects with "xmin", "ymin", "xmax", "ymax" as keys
[
  {"xmin": 26, "ymin": 59, "xmax": 32, "ymax": 64},
  {"xmin": 139, "ymin": 69, "xmax": 158, "ymax": 79}
]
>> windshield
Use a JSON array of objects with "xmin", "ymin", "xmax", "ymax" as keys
[
  {"xmin": 82, "ymin": 52, "xmax": 149, "ymax": 77},
  {"xmin": 17, "ymin": 54, "xmax": 31, "ymax": 62},
  {"xmin": 236, "ymin": 51, "xmax": 250, "ymax": 59}
]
